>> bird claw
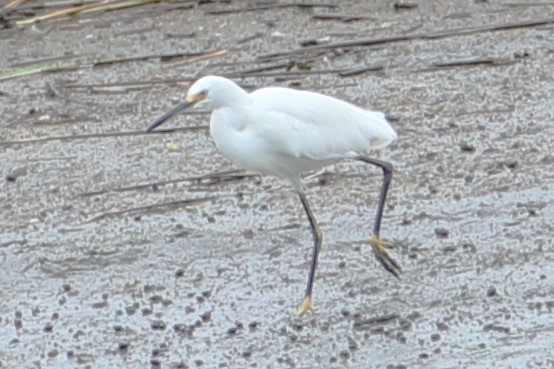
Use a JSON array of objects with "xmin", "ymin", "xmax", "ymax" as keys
[
  {"xmin": 297, "ymin": 296, "xmax": 315, "ymax": 315},
  {"xmin": 369, "ymin": 235, "xmax": 401, "ymax": 278}
]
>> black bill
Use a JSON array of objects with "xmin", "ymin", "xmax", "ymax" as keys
[{"xmin": 147, "ymin": 100, "xmax": 196, "ymax": 132}]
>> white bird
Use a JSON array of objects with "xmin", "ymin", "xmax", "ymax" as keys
[{"xmin": 147, "ymin": 75, "xmax": 401, "ymax": 314}]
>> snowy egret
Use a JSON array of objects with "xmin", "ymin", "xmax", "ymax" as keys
[{"xmin": 147, "ymin": 76, "xmax": 401, "ymax": 314}]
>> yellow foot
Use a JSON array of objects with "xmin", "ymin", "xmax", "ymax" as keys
[
  {"xmin": 370, "ymin": 234, "xmax": 402, "ymax": 278},
  {"xmin": 297, "ymin": 296, "xmax": 315, "ymax": 315}
]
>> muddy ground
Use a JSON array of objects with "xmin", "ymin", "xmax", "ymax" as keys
[{"xmin": 1, "ymin": 0, "xmax": 553, "ymax": 368}]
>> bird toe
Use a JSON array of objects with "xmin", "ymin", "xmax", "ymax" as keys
[
  {"xmin": 370, "ymin": 235, "xmax": 401, "ymax": 278},
  {"xmin": 298, "ymin": 296, "xmax": 316, "ymax": 315}
]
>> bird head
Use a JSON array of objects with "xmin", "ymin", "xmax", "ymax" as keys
[{"xmin": 147, "ymin": 76, "xmax": 248, "ymax": 132}]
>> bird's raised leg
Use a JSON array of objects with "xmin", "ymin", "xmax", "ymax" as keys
[
  {"xmin": 356, "ymin": 156, "xmax": 401, "ymax": 278},
  {"xmin": 295, "ymin": 188, "xmax": 322, "ymax": 314}
]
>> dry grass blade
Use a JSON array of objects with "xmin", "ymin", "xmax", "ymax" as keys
[
  {"xmin": 4, "ymin": 0, "xmax": 28, "ymax": 9},
  {"xmin": 433, "ymin": 57, "xmax": 514, "ymax": 68},
  {"xmin": 311, "ymin": 14, "xmax": 376, "ymax": 22},
  {"xmin": 85, "ymin": 196, "xmax": 217, "ymax": 223},
  {"xmin": 257, "ymin": 17, "xmax": 554, "ymax": 61},
  {"xmin": 0, "ymin": 62, "xmax": 77, "ymax": 81},
  {"xmin": 16, "ymin": 0, "xmax": 107, "ymax": 25},
  {"xmin": 79, "ymin": 170, "xmax": 254, "ymax": 198},
  {"xmin": 225, "ymin": 65, "xmax": 382, "ymax": 79},
  {"xmin": 15, "ymin": 0, "xmax": 160, "ymax": 26},
  {"xmin": 205, "ymin": 2, "xmax": 337, "ymax": 14},
  {"xmin": 79, "ymin": 0, "xmax": 160, "ymax": 14},
  {"xmin": 185, "ymin": 49, "xmax": 228, "ymax": 63},
  {"xmin": 0, "ymin": 126, "xmax": 209, "ymax": 147},
  {"xmin": 91, "ymin": 49, "xmax": 226, "ymax": 67}
]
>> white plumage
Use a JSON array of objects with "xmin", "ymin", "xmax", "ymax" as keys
[
  {"xmin": 148, "ymin": 75, "xmax": 401, "ymax": 314},
  {"xmin": 195, "ymin": 76, "xmax": 397, "ymax": 183}
]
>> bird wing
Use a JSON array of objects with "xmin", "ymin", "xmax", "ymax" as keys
[{"xmin": 249, "ymin": 87, "xmax": 397, "ymax": 161}]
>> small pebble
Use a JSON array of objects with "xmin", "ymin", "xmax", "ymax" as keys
[
  {"xmin": 200, "ymin": 311, "xmax": 211, "ymax": 322},
  {"xmin": 398, "ymin": 318, "xmax": 412, "ymax": 331},
  {"xmin": 339, "ymin": 350, "xmax": 350, "ymax": 359},
  {"xmin": 514, "ymin": 50, "xmax": 529, "ymax": 58},
  {"xmin": 151, "ymin": 320, "xmax": 167, "ymax": 330},
  {"xmin": 125, "ymin": 303, "xmax": 139, "ymax": 315},
  {"xmin": 6, "ymin": 166, "xmax": 27, "ymax": 182},
  {"xmin": 436, "ymin": 322, "xmax": 449, "ymax": 331},
  {"xmin": 504, "ymin": 160, "xmax": 518, "ymax": 169},
  {"xmin": 149, "ymin": 295, "xmax": 163, "ymax": 304},
  {"xmin": 347, "ymin": 336, "xmax": 358, "ymax": 351},
  {"xmin": 91, "ymin": 301, "xmax": 108, "ymax": 309},
  {"xmin": 393, "ymin": 1, "xmax": 418, "ymax": 10},
  {"xmin": 396, "ymin": 332, "xmax": 407, "ymax": 344},
  {"xmin": 407, "ymin": 311, "xmax": 422, "ymax": 321},
  {"xmin": 434, "ymin": 228, "xmax": 449, "ymax": 238},
  {"xmin": 460, "ymin": 143, "xmax": 476, "ymax": 153},
  {"xmin": 185, "ymin": 306, "xmax": 195, "ymax": 314},
  {"xmin": 443, "ymin": 245, "xmax": 456, "ymax": 253}
]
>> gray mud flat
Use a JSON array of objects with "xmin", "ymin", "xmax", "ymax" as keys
[{"xmin": 1, "ymin": 1, "xmax": 553, "ymax": 368}]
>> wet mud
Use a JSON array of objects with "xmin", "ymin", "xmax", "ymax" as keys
[{"xmin": 1, "ymin": 0, "xmax": 553, "ymax": 368}]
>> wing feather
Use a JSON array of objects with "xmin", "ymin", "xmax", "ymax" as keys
[{"xmin": 249, "ymin": 87, "xmax": 397, "ymax": 161}]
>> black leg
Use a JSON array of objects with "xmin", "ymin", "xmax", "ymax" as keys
[
  {"xmin": 356, "ymin": 156, "xmax": 401, "ymax": 277},
  {"xmin": 296, "ymin": 189, "xmax": 322, "ymax": 314}
]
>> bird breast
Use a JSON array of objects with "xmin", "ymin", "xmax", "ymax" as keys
[
  {"xmin": 209, "ymin": 107, "xmax": 335, "ymax": 179},
  {"xmin": 209, "ymin": 107, "xmax": 272, "ymax": 174}
]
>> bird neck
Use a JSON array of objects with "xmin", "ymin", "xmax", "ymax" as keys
[{"xmin": 222, "ymin": 85, "xmax": 251, "ymax": 108}]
